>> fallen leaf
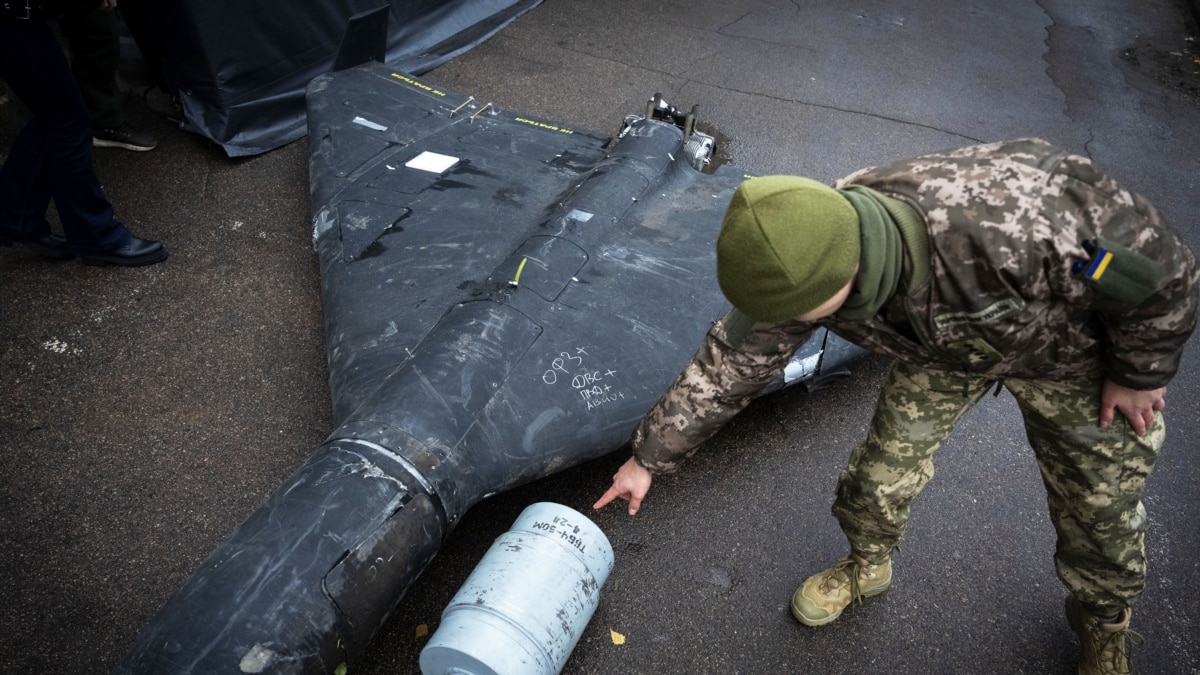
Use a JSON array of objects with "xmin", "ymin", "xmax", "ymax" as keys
[
  {"xmin": 609, "ymin": 628, "xmax": 626, "ymax": 645},
  {"xmin": 416, "ymin": 624, "xmax": 430, "ymax": 638}
]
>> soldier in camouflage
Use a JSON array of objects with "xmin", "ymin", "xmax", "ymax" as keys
[{"xmin": 593, "ymin": 139, "xmax": 1198, "ymax": 674}]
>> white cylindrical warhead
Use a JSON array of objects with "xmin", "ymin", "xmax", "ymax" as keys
[{"xmin": 420, "ymin": 502, "xmax": 614, "ymax": 675}]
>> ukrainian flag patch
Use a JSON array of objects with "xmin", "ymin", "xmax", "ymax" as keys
[{"xmin": 1085, "ymin": 249, "xmax": 1114, "ymax": 280}]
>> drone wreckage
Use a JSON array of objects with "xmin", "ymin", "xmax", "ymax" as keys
[{"xmin": 114, "ymin": 60, "xmax": 863, "ymax": 673}]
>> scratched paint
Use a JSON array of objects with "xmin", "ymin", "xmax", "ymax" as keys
[{"xmin": 238, "ymin": 644, "xmax": 275, "ymax": 673}]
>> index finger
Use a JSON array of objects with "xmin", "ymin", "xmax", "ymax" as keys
[{"xmin": 592, "ymin": 486, "xmax": 623, "ymax": 511}]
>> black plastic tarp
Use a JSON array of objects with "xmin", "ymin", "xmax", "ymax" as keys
[{"xmin": 130, "ymin": 0, "xmax": 542, "ymax": 156}]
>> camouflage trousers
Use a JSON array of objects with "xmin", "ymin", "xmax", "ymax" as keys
[{"xmin": 831, "ymin": 361, "xmax": 1162, "ymax": 615}]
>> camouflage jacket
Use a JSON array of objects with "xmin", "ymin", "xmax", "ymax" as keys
[{"xmin": 633, "ymin": 139, "xmax": 1198, "ymax": 474}]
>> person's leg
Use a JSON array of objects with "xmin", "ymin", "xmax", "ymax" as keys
[
  {"xmin": 1006, "ymin": 376, "xmax": 1159, "ymax": 673},
  {"xmin": 0, "ymin": 120, "xmax": 54, "ymax": 238},
  {"xmin": 0, "ymin": 19, "xmax": 129, "ymax": 251},
  {"xmin": 833, "ymin": 362, "xmax": 991, "ymax": 559},
  {"xmin": 792, "ymin": 361, "xmax": 991, "ymax": 625},
  {"xmin": 114, "ymin": 0, "xmax": 171, "ymax": 92},
  {"xmin": 59, "ymin": 6, "xmax": 123, "ymax": 129},
  {"xmin": 58, "ymin": 6, "xmax": 157, "ymax": 151},
  {"xmin": 0, "ymin": 119, "xmax": 74, "ymax": 258}
]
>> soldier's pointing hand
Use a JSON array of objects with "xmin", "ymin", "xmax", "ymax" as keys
[{"xmin": 594, "ymin": 457, "xmax": 653, "ymax": 516}]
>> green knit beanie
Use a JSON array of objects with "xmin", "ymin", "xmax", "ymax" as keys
[{"xmin": 716, "ymin": 176, "xmax": 860, "ymax": 322}]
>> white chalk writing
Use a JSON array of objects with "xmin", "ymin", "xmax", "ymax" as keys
[{"xmin": 541, "ymin": 349, "xmax": 625, "ymax": 411}]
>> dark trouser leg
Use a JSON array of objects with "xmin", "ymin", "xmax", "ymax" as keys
[
  {"xmin": 0, "ymin": 121, "xmax": 53, "ymax": 238},
  {"xmin": 115, "ymin": 0, "xmax": 171, "ymax": 92},
  {"xmin": 59, "ymin": 6, "xmax": 124, "ymax": 129},
  {"xmin": 0, "ymin": 19, "xmax": 129, "ymax": 250}
]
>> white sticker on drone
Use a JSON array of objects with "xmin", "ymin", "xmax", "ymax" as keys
[
  {"xmin": 351, "ymin": 116, "xmax": 387, "ymax": 131},
  {"xmin": 405, "ymin": 151, "xmax": 459, "ymax": 174}
]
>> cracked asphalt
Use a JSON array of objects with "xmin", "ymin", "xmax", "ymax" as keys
[{"xmin": 2, "ymin": 0, "xmax": 1198, "ymax": 673}]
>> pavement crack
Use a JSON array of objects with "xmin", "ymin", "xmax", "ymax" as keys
[
  {"xmin": 510, "ymin": 34, "xmax": 981, "ymax": 143},
  {"xmin": 715, "ymin": 10, "xmax": 755, "ymax": 36},
  {"xmin": 1035, "ymin": 0, "xmax": 1075, "ymax": 124},
  {"xmin": 707, "ymin": 84, "xmax": 984, "ymax": 143}
]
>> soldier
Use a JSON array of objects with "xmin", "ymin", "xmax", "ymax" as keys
[{"xmin": 594, "ymin": 139, "xmax": 1198, "ymax": 674}]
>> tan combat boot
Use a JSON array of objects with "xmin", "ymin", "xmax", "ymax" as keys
[
  {"xmin": 790, "ymin": 553, "xmax": 892, "ymax": 626},
  {"xmin": 1066, "ymin": 596, "xmax": 1142, "ymax": 674}
]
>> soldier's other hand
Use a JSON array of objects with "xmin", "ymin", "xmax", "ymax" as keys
[
  {"xmin": 593, "ymin": 457, "xmax": 653, "ymax": 516},
  {"xmin": 1100, "ymin": 380, "xmax": 1165, "ymax": 437}
]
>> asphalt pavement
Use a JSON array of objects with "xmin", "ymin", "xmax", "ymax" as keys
[{"xmin": 2, "ymin": 0, "xmax": 1198, "ymax": 673}]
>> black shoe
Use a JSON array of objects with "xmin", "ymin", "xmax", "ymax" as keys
[
  {"xmin": 80, "ymin": 237, "xmax": 169, "ymax": 267},
  {"xmin": 93, "ymin": 123, "xmax": 158, "ymax": 152},
  {"xmin": 1, "ymin": 231, "xmax": 74, "ymax": 259}
]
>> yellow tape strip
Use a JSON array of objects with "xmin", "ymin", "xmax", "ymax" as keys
[
  {"xmin": 510, "ymin": 257, "xmax": 528, "ymax": 286},
  {"xmin": 471, "ymin": 102, "xmax": 493, "ymax": 119},
  {"xmin": 450, "ymin": 96, "xmax": 475, "ymax": 116}
]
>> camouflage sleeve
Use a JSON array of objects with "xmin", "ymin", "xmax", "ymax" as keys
[
  {"xmin": 630, "ymin": 310, "xmax": 816, "ymax": 474},
  {"xmin": 1055, "ymin": 154, "xmax": 1200, "ymax": 389}
]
